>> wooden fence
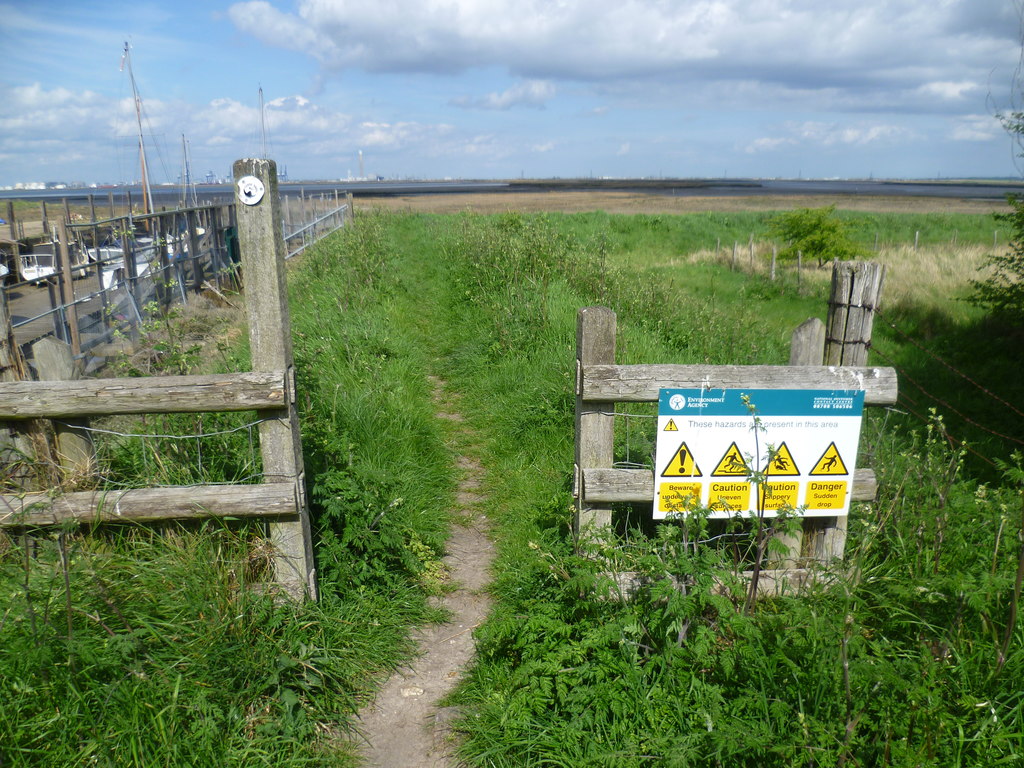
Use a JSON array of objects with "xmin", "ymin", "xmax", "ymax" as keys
[
  {"xmin": 574, "ymin": 261, "xmax": 894, "ymax": 589},
  {"xmin": 0, "ymin": 159, "xmax": 317, "ymax": 600}
]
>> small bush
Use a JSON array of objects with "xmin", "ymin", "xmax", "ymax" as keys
[{"xmin": 768, "ymin": 205, "xmax": 862, "ymax": 265}]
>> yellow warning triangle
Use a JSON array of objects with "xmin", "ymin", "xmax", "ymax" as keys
[
  {"xmin": 765, "ymin": 442, "xmax": 800, "ymax": 476},
  {"xmin": 663, "ymin": 418, "xmax": 679, "ymax": 432},
  {"xmin": 810, "ymin": 442, "xmax": 849, "ymax": 476},
  {"xmin": 711, "ymin": 442, "xmax": 750, "ymax": 477},
  {"xmin": 661, "ymin": 441, "xmax": 702, "ymax": 477}
]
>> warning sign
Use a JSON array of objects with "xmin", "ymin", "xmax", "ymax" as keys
[
  {"xmin": 810, "ymin": 442, "xmax": 848, "ymax": 476},
  {"xmin": 653, "ymin": 388, "xmax": 865, "ymax": 520},
  {"xmin": 711, "ymin": 443, "xmax": 750, "ymax": 477},
  {"xmin": 765, "ymin": 442, "xmax": 800, "ymax": 476},
  {"xmin": 805, "ymin": 480, "xmax": 848, "ymax": 509},
  {"xmin": 661, "ymin": 441, "xmax": 702, "ymax": 478},
  {"xmin": 658, "ymin": 482, "xmax": 703, "ymax": 514},
  {"xmin": 708, "ymin": 481, "xmax": 751, "ymax": 512},
  {"xmin": 758, "ymin": 481, "xmax": 800, "ymax": 511}
]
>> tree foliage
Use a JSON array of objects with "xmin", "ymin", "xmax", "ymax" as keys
[
  {"xmin": 768, "ymin": 204, "xmax": 861, "ymax": 265},
  {"xmin": 970, "ymin": 195, "xmax": 1024, "ymax": 324}
]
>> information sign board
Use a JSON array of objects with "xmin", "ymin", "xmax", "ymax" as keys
[{"xmin": 654, "ymin": 388, "xmax": 865, "ymax": 520}]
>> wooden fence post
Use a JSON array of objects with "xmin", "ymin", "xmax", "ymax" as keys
[
  {"xmin": 767, "ymin": 317, "xmax": 828, "ymax": 568},
  {"xmin": 233, "ymin": 157, "xmax": 317, "ymax": 600},
  {"xmin": 575, "ymin": 306, "xmax": 616, "ymax": 539},
  {"xmin": 823, "ymin": 261, "xmax": 885, "ymax": 368},
  {"xmin": 54, "ymin": 221, "xmax": 82, "ymax": 357},
  {"xmin": 808, "ymin": 260, "xmax": 885, "ymax": 560},
  {"xmin": 31, "ymin": 337, "xmax": 94, "ymax": 481},
  {"xmin": 0, "ymin": 291, "xmax": 52, "ymax": 493}
]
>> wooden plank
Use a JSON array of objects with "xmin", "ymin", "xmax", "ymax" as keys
[
  {"xmin": 581, "ymin": 363, "xmax": 897, "ymax": 405},
  {"xmin": 0, "ymin": 482, "xmax": 297, "ymax": 527},
  {"xmin": 0, "ymin": 370, "xmax": 286, "ymax": 418},
  {"xmin": 575, "ymin": 307, "xmax": 616, "ymax": 534},
  {"xmin": 582, "ymin": 467, "xmax": 877, "ymax": 504},
  {"xmin": 789, "ymin": 317, "xmax": 826, "ymax": 366}
]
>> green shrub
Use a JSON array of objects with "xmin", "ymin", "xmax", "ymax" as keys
[
  {"xmin": 768, "ymin": 204, "xmax": 863, "ymax": 265},
  {"xmin": 971, "ymin": 196, "xmax": 1024, "ymax": 324}
]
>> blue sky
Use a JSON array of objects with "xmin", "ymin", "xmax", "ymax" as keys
[{"xmin": 1, "ymin": 0, "xmax": 1021, "ymax": 185}]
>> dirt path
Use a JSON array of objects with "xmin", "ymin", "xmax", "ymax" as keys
[{"xmin": 354, "ymin": 380, "xmax": 494, "ymax": 767}]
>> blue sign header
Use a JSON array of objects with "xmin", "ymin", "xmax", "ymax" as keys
[{"xmin": 658, "ymin": 388, "xmax": 865, "ymax": 418}]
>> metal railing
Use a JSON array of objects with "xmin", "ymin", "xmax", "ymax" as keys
[
  {"xmin": 284, "ymin": 202, "xmax": 349, "ymax": 260},
  {"xmin": 4, "ymin": 195, "xmax": 351, "ymax": 366}
]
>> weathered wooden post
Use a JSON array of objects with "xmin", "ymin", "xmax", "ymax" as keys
[
  {"xmin": 808, "ymin": 260, "xmax": 885, "ymax": 560},
  {"xmin": 31, "ymin": 337, "xmax": 94, "ymax": 482},
  {"xmin": 768, "ymin": 316, "xmax": 829, "ymax": 568},
  {"xmin": 574, "ymin": 306, "xmax": 616, "ymax": 539},
  {"xmin": 823, "ymin": 261, "xmax": 884, "ymax": 368},
  {"xmin": 5, "ymin": 202, "xmax": 14, "ymax": 240},
  {"xmin": 54, "ymin": 221, "xmax": 82, "ymax": 356},
  {"xmin": 0, "ymin": 291, "xmax": 51, "ymax": 493},
  {"xmin": 186, "ymin": 209, "xmax": 203, "ymax": 291},
  {"xmin": 233, "ymin": 157, "xmax": 317, "ymax": 600}
]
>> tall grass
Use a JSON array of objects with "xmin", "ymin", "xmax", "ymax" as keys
[
  {"xmin": 350, "ymin": 210, "xmax": 1024, "ymax": 766},
  {"xmin": 0, "ymin": 213, "xmax": 458, "ymax": 766},
  {"xmin": 4, "ymin": 205, "xmax": 1020, "ymax": 766}
]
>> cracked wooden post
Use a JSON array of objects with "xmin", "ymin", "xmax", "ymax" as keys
[
  {"xmin": 233, "ymin": 157, "xmax": 317, "ymax": 600},
  {"xmin": 807, "ymin": 260, "xmax": 885, "ymax": 561},
  {"xmin": 574, "ymin": 306, "xmax": 616, "ymax": 541}
]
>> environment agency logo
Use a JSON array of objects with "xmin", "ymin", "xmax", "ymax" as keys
[{"xmin": 669, "ymin": 394, "xmax": 686, "ymax": 410}]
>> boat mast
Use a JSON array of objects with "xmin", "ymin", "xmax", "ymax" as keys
[
  {"xmin": 180, "ymin": 134, "xmax": 197, "ymax": 208},
  {"xmin": 121, "ymin": 41, "xmax": 153, "ymax": 218},
  {"xmin": 259, "ymin": 86, "xmax": 269, "ymax": 160}
]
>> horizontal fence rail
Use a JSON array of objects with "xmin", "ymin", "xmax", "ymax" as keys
[
  {"xmin": 0, "ymin": 370, "xmax": 286, "ymax": 418},
  {"xmin": 579, "ymin": 364, "xmax": 898, "ymax": 405},
  {"xmin": 1, "ymin": 482, "xmax": 299, "ymax": 528}
]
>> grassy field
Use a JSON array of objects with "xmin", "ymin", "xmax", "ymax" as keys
[{"xmin": 2, "ymin": 194, "xmax": 1023, "ymax": 766}]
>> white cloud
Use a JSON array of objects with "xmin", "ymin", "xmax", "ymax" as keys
[
  {"xmin": 745, "ymin": 137, "xmax": 796, "ymax": 154},
  {"xmin": 452, "ymin": 80, "xmax": 556, "ymax": 110},
  {"xmin": 746, "ymin": 121, "xmax": 914, "ymax": 154},
  {"xmin": 226, "ymin": 0, "xmax": 1018, "ymax": 105},
  {"xmin": 916, "ymin": 81, "xmax": 980, "ymax": 101},
  {"xmin": 950, "ymin": 114, "xmax": 1002, "ymax": 141}
]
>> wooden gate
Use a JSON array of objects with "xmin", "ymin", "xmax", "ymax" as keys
[
  {"xmin": 0, "ymin": 159, "xmax": 316, "ymax": 600},
  {"xmin": 574, "ymin": 262, "xmax": 894, "ymax": 587}
]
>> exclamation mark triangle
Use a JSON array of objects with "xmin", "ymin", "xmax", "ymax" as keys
[{"xmin": 661, "ymin": 441, "xmax": 702, "ymax": 477}]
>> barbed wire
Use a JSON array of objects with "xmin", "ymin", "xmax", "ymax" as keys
[
  {"xmin": 868, "ymin": 345, "xmax": 1003, "ymax": 469},
  {"xmin": 876, "ymin": 308, "xmax": 1024, "ymax": 420},
  {"xmin": 52, "ymin": 416, "xmax": 275, "ymax": 441}
]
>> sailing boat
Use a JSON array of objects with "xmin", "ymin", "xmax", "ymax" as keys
[{"xmin": 88, "ymin": 42, "xmax": 159, "ymax": 289}]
